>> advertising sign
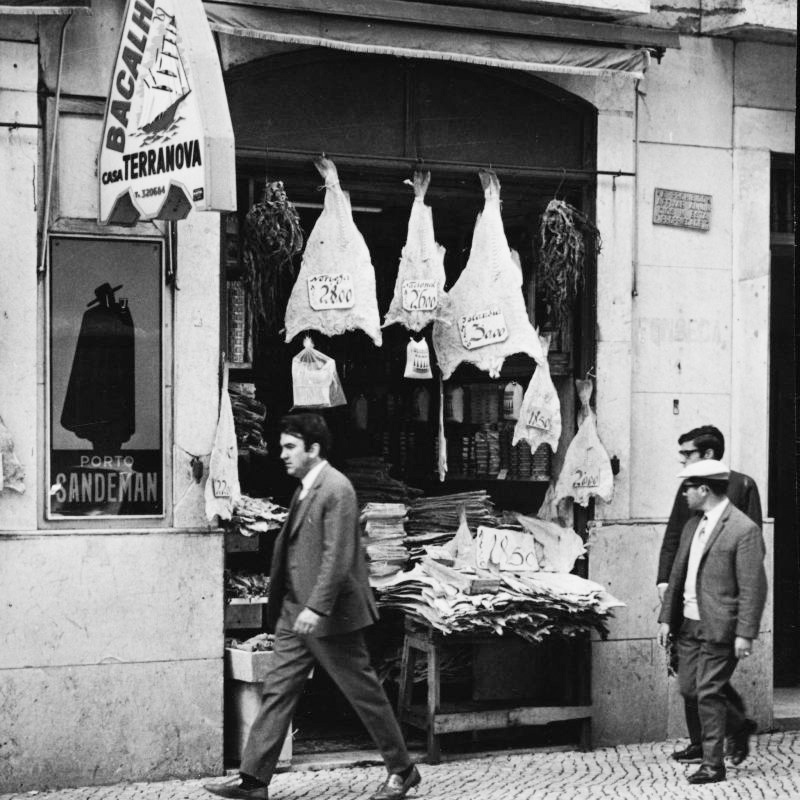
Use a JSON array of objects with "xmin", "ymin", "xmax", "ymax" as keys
[
  {"xmin": 48, "ymin": 236, "xmax": 164, "ymax": 518},
  {"xmin": 98, "ymin": 0, "xmax": 235, "ymax": 224}
]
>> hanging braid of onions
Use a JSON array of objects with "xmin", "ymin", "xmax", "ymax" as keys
[
  {"xmin": 538, "ymin": 199, "xmax": 601, "ymax": 327},
  {"xmin": 242, "ymin": 180, "xmax": 304, "ymax": 339}
]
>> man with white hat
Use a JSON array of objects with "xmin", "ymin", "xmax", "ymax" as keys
[{"xmin": 657, "ymin": 460, "xmax": 767, "ymax": 785}]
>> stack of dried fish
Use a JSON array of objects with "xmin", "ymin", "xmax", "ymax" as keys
[
  {"xmin": 228, "ymin": 494, "xmax": 288, "ymax": 537},
  {"xmin": 372, "ymin": 562, "xmax": 623, "ymax": 643},
  {"xmin": 404, "ymin": 491, "xmax": 499, "ymax": 562},
  {"xmin": 343, "ymin": 457, "xmax": 423, "ymax": 507},
  {"xmin": 225, "ymin": 570, "xmax": 270, "ymax": 601},
  {"xmin": 361, "ymin": 502, "xmax": 409, "ymax": 579},
  {"xmin": 229, "ymin": 382, "xmax": 268, "ymax": 458},
  {"xmin": 227, "ymin": 632, "xmax": 274, "ymax": 652}
]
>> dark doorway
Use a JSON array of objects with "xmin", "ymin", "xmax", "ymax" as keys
[{"xmin": 769, "ymin": 153, "xmax": 798, "ymax": 687}]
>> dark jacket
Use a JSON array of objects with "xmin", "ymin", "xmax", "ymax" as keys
[
  {"xmin": 267, "ymin": 464, "xmax": 378, "ymax": 637},
  {"xmin": 656, "ymin": 470, "xmax": 762, "ymax": 585},
  {"xmin": 658, "ymin": 503, "xmax": 767, "ymax": 643}
]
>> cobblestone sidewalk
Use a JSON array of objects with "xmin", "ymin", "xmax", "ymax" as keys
[{"xmin": 3, "ymin": 732, "xmax": 800, "ymax": 800}]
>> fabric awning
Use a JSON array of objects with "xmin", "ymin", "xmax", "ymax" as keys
[{"xmin": 204, "ymin": 1, "xmax": 657, "ymax": 80}]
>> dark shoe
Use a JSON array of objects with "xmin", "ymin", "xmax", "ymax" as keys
[
  {"xmin": 670, "ymin": 743, "xmax": 703, "ymax": 763},
  {"xmin": 687, "ymin": 764, "xmax": 726, "ymax": 784},
  {"xmin": 203, "ymin": 774, "xmax": 268, "ymax": 800},
  {"xmin": 370, "ymin": 765, "xmax": 421, "ymax": 800},
  {"xmin": 729, "ymin": 718, "xmax": 757, "ymax": 766}
]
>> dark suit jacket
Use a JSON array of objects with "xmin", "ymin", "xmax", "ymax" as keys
[
  {"xmin": 656, "ymin": 470, "xmax": 762, "ymax": 585},
  {"xmin": 658, "ymin": 503, "xmax": 767, "ymax": 644},
  {"xmin": 266, "ymin": 463, "xmax": 378, "ymax": 638}
]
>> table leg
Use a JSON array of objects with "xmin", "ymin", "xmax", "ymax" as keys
[{"xmin": 426, "ymin": 642, "xmax": 441, "ymax": 764}]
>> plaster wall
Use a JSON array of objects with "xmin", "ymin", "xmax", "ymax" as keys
[{"xmin": 0, "ymin": 7, "xmax": 227, "ymax": 791}]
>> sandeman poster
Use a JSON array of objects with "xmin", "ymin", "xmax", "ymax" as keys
[{"xmin": 49, "ymin": 236, "xmax": 163, "ymax": 518}]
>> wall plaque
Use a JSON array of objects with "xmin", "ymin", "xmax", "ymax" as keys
[{"xmin": 653, "ymin": 188, "xmax": 711, "ymax": 231}]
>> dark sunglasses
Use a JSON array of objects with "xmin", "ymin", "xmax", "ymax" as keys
[{"xmin": 679, "ymin": 448, "xmax": 700, "ymax": 458}]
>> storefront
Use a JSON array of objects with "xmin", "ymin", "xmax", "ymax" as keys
[{"xmin": 0, "ymin": 0, "xmax": 794, "ymax": 792}]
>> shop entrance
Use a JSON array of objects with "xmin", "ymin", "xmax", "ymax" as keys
[
  {"xmin": 222, "ymin": 49, "xmax": 598, "ymax": 763},
  {"xmin": 769, "ymin": 153, "xmax": 798, "ymax": 688}
]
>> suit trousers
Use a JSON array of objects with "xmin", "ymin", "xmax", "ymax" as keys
[
  {"xmin": 240, "ymin": 615, "xmax": 411, "ymax": 784},
  {"xmin": 677, "ymin": 619, "xmax": 746, "ymax": 767}
]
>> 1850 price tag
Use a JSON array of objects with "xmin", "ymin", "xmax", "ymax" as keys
[
  {"xmin": 402, "ymin": 280, "xmax": 438, "ymax": 311},
  {"xmin": 458, "ymin": 309, "xmax": 509, "ymax": 350},
  {"xmin": 307, "ymin": 274, "xmax": 355, "ymax": 310},
  {"xmin": 527, "ymin": 408, "xmax": 552, "ymax": 431},
  {"xmin": 476, "ymin": 526, "xmax": 539, "ymax": 571}
]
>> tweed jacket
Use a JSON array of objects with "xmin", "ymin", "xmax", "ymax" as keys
[
  {"xmin": 266, "ymin": 464, "xmax": 378, "ymax": 637},
  {"xmin": 658, "ymin": 502, "xmax": 767, "ymax": 644},
  {"xmin": 656, "ymin": 470, "xmax": 762, "ymax": 585}
]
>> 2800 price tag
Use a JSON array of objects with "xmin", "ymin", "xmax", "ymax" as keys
[
  {"xmin": 401, "ymin": 280, "xmax": 438, "ymax": 311},
  {"xmin": 307, "ymin": 274, "xmax": 355, "ymax": 310}
]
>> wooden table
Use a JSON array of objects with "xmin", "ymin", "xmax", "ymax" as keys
[{"xmin": 397, "ymin": 618, "xmax": 592, "ymax": 764}]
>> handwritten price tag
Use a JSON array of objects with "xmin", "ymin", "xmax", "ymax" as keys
[
  {"xmin": 458, "ymin": 309, "xmax": 509, "ymax": 351},
  {"xmin": 527, "ymin": 407, "xmax": 552, "ymax": 431},
  {"xmin": 402, "ymin": 280, "xmax": 438, "ymax": 311},
  {"xmin": 307, "ymin": 274, "xmax": 355, "ymax": 310},
  {"xmin": 572, "ymin": 469, "xmax": 599, "ymax": 489},
  {"xmin": 475, "ymin": 526, "xmax": 539, "ymax": 571},
  {"xmin": 212, "ymin": 478, "xmax": 231, "ymax": 498}
]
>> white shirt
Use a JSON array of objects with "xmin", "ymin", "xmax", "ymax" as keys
[
  {"xmin": 299, "ymin": 459, "xmax": 327, "ymax": 500},
  {"xmin": 683, "ymin": 498, "xmax": 729, "ymax": 620}
]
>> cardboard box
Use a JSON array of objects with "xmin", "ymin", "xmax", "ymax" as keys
[
  {"xmin": 226, "ymin": 646, "xmax": 276, "ymax": 683},
  {"xmin": 225, "ymin": 680, "xmax": 292, "ymax": 765},
  {"xmin": 225, "ymin": 599, "xmax": 266, "ymax": 630}
]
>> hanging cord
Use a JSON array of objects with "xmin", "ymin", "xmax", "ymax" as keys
[
  {"xmin": 631, "ymin": 78, "xmax": 643, "ymax": 298},
  {"xmin": 38, "ymin": 13, "xmax": 73, "ymax": 276}
]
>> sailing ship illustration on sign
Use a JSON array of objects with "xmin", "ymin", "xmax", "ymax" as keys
[{"xmin": 136, "ymin": 9, "xmax": 190, "ymax": 142}]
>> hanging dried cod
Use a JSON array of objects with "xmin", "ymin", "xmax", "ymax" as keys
[
  {"xmin": 432, "ymin": 170, "xmax": 545, "ymax": 379},
  {"xmin": 383, "ymin": 171, "xmax": 451, "ymax": 332},
  {"xmin": 284, "ymin": 157, "xmax": 382, "ymax": 346}
]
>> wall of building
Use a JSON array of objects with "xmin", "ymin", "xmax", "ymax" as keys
[{"xmin": 0, "ymin": 4, "xmax": 226, "ymax": 791}]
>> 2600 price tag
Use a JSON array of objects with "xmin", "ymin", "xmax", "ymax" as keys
[
  {"xmin": 402, "ymin": 280, "xmax": 438, "ymax": 311},
  {"xmin": 307, "ymin": 274, "xmax": 355, "ymax": 310}
]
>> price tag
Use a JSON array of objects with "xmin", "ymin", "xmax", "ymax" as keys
[
  {"xmin": 527, "ymin": 408, "xmax": 552, "ymax": 431},
  {"xmin": 572, "ymin": 469, "xmax": 599, "ymax": 489},
  {"xmin": 458, "ymin": 309, "xmax": 509, "ymax": 350},
  {"xmin": 212, "ymin": 478, "xmax": 231, "ymax": 498},
  {"xmin": 475, "ymin": 526, "xmax": 539, "ymax": 571},
  {"xmin": 401, "ymin": 280, "xmax": 438, "ymax": 311},
  {"xmin": 307, "ymin": 274, "xmax": 355, "ymax": 310}
]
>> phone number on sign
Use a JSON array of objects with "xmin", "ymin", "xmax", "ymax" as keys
[{"xmin": 134, "ymin": 185, "xmax": 166, "ymax": 199}]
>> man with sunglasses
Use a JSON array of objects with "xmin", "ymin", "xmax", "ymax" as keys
[
  {"xmin": 656, "ymin": 425, "xmax": 762, "ymax": 770},
  {"xmin": 658, "ymin": 459, "xmax": 766, "ymax": 785}
]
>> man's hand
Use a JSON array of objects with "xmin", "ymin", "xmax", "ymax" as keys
[
  {"xmin": 293, "ymin": 607, "xmax": 322, "ymax": 635},
  {"xmin": 734, "ymin": 636, "xmax": 753, "ymax": 660},
  {"xmin": 657, "ymin": 583, "xmax": 668, "ymax": 603},
  {"xmin": 657, "ymin": 623, "xmax": 671, "ymax": 649}
]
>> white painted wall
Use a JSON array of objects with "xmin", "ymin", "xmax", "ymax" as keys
[{"xmin": 0, "ymin": 7, "xmax": 226, "ymax": 791}]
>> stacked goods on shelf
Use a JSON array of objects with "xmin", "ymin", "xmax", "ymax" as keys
[
  {"xmin": 372, "ymin": 563, "xmax": 623, "ymax": 643},
  {"xmin": 361, "ymin": 502, "xmax": 409, "ymax": 578},
  {"xmin": 343, "ymin": 457, "xmax": 423, "ymax": 506},
  {"xmin": 404, "ymin": 490, "xmax": 498, "ymax": 561},
  {"xmin": 229, "ymin": 494, "xmax": 288, "ymax": 536},
  {"xmin": 226, "ymin": 280, "xmax": 248, "ymax": 364},
  {"xmin": 229, "ymin": 382, "xmax": 268, "ymax": 458},
  {"xmin": 225, "ymin": 570, "xmax": 270, "ymax": 601}
]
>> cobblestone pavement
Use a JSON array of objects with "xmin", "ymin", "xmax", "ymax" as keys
[{"xmin": 3, "ymin": 732, "xmax": 800, "ymax": 800}]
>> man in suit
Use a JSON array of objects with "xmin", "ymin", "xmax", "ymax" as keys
[
  {"xmin": 205, "ymin": 413, "xmax": 420, "ymax": 800},
  {"xmin": 658, "ymin": 460, "xmax": 767, "ymax": 785},
  {"xmin": 656, "ymin": 424, "xmax": 761, "ymax": 766}
]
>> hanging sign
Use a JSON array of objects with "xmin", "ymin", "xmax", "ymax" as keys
[
  {"xmin": 475, "ymin": 526, "xmax": 539, "ymax": 572},
  {"xmin": 48, "ymin": 236, "xmax": 164, "ymax": 518},
  {"xmin": 98, "ymin": 0, "xmax": 235, "ymax": 224},
  {"xmin": 307, "ymin": 274, "xmax": 355, "ymax": 310},
  {"xmin": 402, "ymin": 280, "xmax": 439, "ymax": 311},
  {"xmin": 652, "ymin": 188, "xmax": 711, "ymax": 231},
  {"xmin": 458, "ymin": 309, "xmax": 509, "ymax": 350}
]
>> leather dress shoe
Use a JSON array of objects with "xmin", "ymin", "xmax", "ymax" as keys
[
  {"xmin": 670, "ymin": 743, "xmax": 703, "ymax": 763},
  {"xmin": 370, "ymin": 765, "xmax": 421, "ymax": 800},
  {"xmin": 729, "ymin": 718, "xmax": 757, "ymax": 766},
  {"xmin": 687, "ymin": 764, "xmax": 726, "ymax": 784},
  {"xmin": 203, "ymin": 774, "xmax": 268, "ymax": 799}
]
